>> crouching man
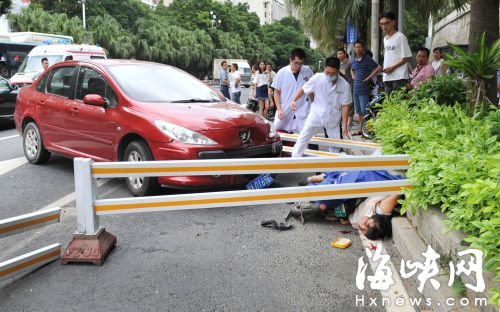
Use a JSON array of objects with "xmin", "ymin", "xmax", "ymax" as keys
[{"xmin": 290, "ymin": 56, "xmax": 352, "ymax": 156}]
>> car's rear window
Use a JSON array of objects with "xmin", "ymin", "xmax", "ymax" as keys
[{"xmin": 106, "ymin": 64, "xmax": 222, "ymax": 103}]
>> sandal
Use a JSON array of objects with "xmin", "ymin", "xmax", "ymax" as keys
[{"xmin": 261, "ymin": 220, "xmax": 294, "ymax": 231}]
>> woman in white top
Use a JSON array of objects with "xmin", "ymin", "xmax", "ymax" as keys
[
  {"xmin": 431, "ymin": 47, "xmax": 448, "ymax": 75},
  {"xmin": 349, "ymin": 195, "xmax": 400, "ymax": 239},
  {"xmin": 253, "ymin": 60, "xmax": 270, "ymax": 117}
]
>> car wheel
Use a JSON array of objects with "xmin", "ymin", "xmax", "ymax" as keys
[
  {"xmin": 124, "ymin": 140, "xmax": 160, "ymax": 196},
  {"xmin": 23, "ymin": 122, "xmax": 50, "ymax": 164}
]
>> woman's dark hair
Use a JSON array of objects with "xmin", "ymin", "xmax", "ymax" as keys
[
  {"xmin": 252, "ymin": 64, "xmax": 258, "ymax": 71},
  {"xmin": 257, "ymin": 60, "xmax": 266, "ymax": 74},
  {"xmin": 232, "ymin": 63, "xmax": 238, "ymax": 70},
  {"xmin": 365, "ymin": 214, "xmax": 392, "ymax": 240}
]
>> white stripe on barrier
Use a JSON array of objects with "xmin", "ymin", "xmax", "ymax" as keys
[
  {"xmin": 90, "ymin": 155, "xmax": 409, "ymax": 178},
  {"xmin": 279, "ymin": 133, "xmax": 380, "ymax": 151},
  {"xmin": 281, "ymin": 145, "xmax": 340, "ymax": 157},
  {"xmin": 94, "ymin": 180, "xmax": 410, "ymax": 215},
  {"xmin": 0, "ymin": 244, "xmax": 61, "ymax": 282},
  {"xmin": 0, "ymin": 207, "xmax": 61, "ymax": 237}
]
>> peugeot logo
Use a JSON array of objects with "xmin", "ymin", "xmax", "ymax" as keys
[{"xmin": 239, "ymin": 131, "xmax": 250, "ymax": 143}]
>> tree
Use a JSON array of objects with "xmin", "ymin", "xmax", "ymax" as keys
[
  {"xmin": 0, "ymin": 0, "xmax": 12, "ymax": 15},
  {"xmin": 290, "ymin": 0, "xmax": 468, "ymax": 53},
  {"xmin": 468, "ymin": 0, "xmax": 499, "ymax": 105}
]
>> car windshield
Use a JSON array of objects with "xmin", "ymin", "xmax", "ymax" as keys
[
  {"xmin": 17, "ymin": 55, "xmax": 63, "ymax": 74},
  {"xmin": 106, "ymin": 64, "xmax": 223, "ymax": 103}
]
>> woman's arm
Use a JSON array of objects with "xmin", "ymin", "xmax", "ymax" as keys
[{"xmin": 378, "ymin": 195, "xmax": 402, "ymax": 214}]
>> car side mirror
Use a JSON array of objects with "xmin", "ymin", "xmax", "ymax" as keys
[{"xmin": 83, "ymin": 94, "xmax": 108, "ymax": 107}]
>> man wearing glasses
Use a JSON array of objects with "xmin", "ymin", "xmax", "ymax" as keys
[
  {"xmin": 379, "ymin": 11, "xmax": 412, "ymax": 94},
  {"xmin": 272, "ymin": 48, "xmax": 314, "ymax": 133}
]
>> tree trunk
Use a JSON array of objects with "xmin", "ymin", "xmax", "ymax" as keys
[
  {"xmin": 388, "ymin": 0, "xmax": 398, "ymax": 13},
  {"xmin": 468, "ymin": 0, "xmax": 499, "ymax": 105}
]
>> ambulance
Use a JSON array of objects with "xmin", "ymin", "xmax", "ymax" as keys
[{"xmin": 10, "ymin": 44, "xmax": 106, "ymax": 86}]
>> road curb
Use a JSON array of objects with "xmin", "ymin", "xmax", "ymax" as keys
[
  {"xmin": 406, "ymin": 208, "xmax": 499, "ymax": 312},
  {"xmin": 392, "ymin": 217, "xmax": 461, "ymax": 312}
]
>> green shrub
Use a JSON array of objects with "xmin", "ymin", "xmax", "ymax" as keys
[
  {"xmin": 410, "ymin": 74, "xmax": 466, "ymax": 107},
  {"xmin": 372, "ymin": 97, "xmax": 500, "ymax": 306}
]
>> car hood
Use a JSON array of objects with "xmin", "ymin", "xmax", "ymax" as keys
[{"xmin": 130, "ymin": 101, "xmax": 265, "ymax": 131}]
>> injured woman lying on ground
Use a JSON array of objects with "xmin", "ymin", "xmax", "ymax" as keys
[{"xmin": 295, "ymin": 170, "xmax": 404, "ymax": 240}]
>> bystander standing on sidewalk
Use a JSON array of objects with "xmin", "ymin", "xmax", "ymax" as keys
[
  {"xmin": 407, "ymin": 47, "xmax": 435, "ymax": 90},
  {"xmin": 266, "ymin": 63, "xmax": 276, "ymax": 118},
  {"xmin": 253, "ymin": 61, "xmax": 270, "ymax": 117},
  {"xmin": 337, "ymin": 48, "xmax": 354, "ymax": 132},
  {"xmin": 351, "ymin": 41, "xmax": 382, "ymax": 131},
  {"xmin": 219, "ymin": 60, "xmax": 231, "ymax": 99},
  {"xmin": 229, "ymin": 63, "xmax": 242, "ymax": 104},
  {"xmin": 290, "ymin": 56, "xmax": 352, "ymax": 156},
  {"xmin": 380, "ymin": 11, "xmax": 412, "ymax": 94},
  {"xmin": 272, "ymin": 48, "xmax": 314, "ymax": 133},
  {"xmin": 431, "ymin": 47, "xmax": 448, "ymax": 75}
]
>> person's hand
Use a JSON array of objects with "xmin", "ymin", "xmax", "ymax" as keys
[
  {"xmin": 343, "ymin": 126, "xmax": 350, "ymax": 137},
  {"xmin": 383, "ymin": 66, "xmax": 395, "ymax": 74},
  {"xmin": 277, "ymin": 108, "xmax": 284, "ymax": 119},
  {"xmin": 291, "ymin": 100, "xmax": 297, "ymax": 111}
]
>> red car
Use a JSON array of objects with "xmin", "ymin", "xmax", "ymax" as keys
[{"xmin": 14, "ymin": 59, "xmax": 282, "ymax": 196}]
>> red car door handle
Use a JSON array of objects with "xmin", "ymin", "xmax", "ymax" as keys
[{"xmin": 70, "ymin": 107, "xmax": 79, "ymax": 114}]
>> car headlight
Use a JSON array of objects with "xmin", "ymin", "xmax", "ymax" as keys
[
  {"xmin": 154, "ymin": 120, "xmax": 218, "ymax": 145},
  {"xmin": 260, "ymin": 117, "xmax": 277, "ymax": 138}
]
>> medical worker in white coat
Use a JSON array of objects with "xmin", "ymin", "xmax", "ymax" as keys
[
  {"xmin": 272, "ymin": 48, "xmax": 314, "ymax": 133},
  {"xmin": 291, "ymin": 56, "xmax": 352, "ymax": 156}
]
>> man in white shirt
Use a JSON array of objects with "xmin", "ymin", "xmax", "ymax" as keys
[
  {"xmin": 272, "ymin": 48, "xmax": 314, "ymax": 133},
  {"xmin": 290, "ymin": 57, "xmax": 352, "ymax": 155},
  {"xmin": 229, "ymin": 63, "xmax": 241, "ymax": 104},
  {"xmin": 380, "ymin": 11, "xmax": 412, "ymax": 94}
]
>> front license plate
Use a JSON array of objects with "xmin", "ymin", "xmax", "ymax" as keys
[{"xmin": 246, "ymin": 173, "xmax": 274, "ymax": 190}]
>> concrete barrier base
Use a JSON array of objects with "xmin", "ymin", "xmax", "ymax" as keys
[{"xmin": 61, "ymin": 227, "xmax": 116, "ymax": 265}]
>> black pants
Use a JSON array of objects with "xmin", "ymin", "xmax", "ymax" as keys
[{"xmin": 384, "ymin": 79, "xmax": 407, "ymax": 95}]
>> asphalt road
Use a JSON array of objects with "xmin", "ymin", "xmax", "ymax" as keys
[{"xmin": 0, "ymin": 114, "xmax": 384, "ymax": 311}]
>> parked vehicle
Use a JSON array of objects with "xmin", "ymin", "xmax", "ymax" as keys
[
  {"xmin": 14, "ymin": 59, "xmax": 282, "ymax": 196},
  {"xmin": 0, "ymin": 32, "xmax": 74, "ymax": 79},
  {"xmin": 360, "ymin": 94, "xmax": 385, "ymax": 139},
  {"xmin": 0, "ymin": 76, "xmax": 18, "ymax": 125},
  {"xmin": 213, "ymin": 58, "xmax": 252, "ymax": 87},
  {"xmin": 10, "ymin": 44, "xmax": 106, "ymax": 87}
]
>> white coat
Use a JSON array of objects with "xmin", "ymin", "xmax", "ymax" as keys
[
  {"xmin": 271, "ymin": 65, "xmax": 314, "ymax": 133},
  {"xmin": 292, "ymin": 73, "xmax": 352, "ymax": 156}
]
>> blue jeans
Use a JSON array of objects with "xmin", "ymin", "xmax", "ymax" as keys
[
  {"xmin": 353, "ymin": 94, "xmax": 369, "ymax": 115},
  {"xmin": 231, "ymin": 91, "xmax": 241, "ymax": 104},
  {"xmin": 220, "ymin": 85, "xmax": 230, "ymax": 99}
]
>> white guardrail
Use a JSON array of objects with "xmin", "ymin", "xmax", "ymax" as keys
[
  {"xmin": 65, "ymin": 135, "xmax": 409, "ymax": 264},
  {"xmin": 0, "ymin": 207, "xmax": 61, "ymax": 282}
]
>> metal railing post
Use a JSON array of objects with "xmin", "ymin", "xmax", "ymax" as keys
[{"xmin": 74, "ymin": 158, "xmax": 98, "ymax": 235}]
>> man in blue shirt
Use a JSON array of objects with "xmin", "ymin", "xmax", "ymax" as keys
[
  {"xmin": 219, "ymin": 60, "xmax": 231, "ymax": 99},
  {"xmin": 351, "ymin": 41, "xmax": 381, "ymax": 130}
]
